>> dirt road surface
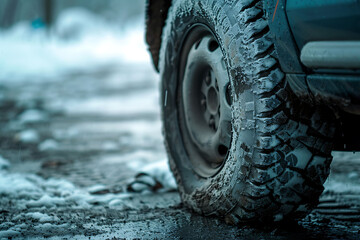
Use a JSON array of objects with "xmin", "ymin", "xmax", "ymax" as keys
[{"xmin": 0, "ymin": 64, "xmax": 359, "ymax": 239}]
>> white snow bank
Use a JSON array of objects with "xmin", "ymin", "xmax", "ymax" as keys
[{"xmin": 0, "ymin": 7, "xmax": 151, "ymax": 82}]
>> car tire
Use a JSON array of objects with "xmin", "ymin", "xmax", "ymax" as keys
[{"xmin": 159, "ymin": 0, "xmax": 335, "ymax": 223}]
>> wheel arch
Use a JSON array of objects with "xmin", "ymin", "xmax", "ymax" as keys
[{"xmin": 145, "ymin": 0, "xmax": 172, "ymax": 72}]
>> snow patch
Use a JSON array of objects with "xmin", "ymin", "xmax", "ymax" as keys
[
  {"xmin": 38, "ymin": 139, "xmax": 58, "ymax": 151},
  {"xmin": 17, "ymin": 109, "xmax": 48, "ymax": 124},
  {"xmin": 0, "ymin": 230, "xmax": 21, "ymax": 238},
  {"xmin": 0, "ymin": 171, "xmax": 91, "ymax": 209},
  {"xmin": 25, "ymin": 212, "xmax": 59, "ymax": 223},
  {"xmin": 139, "ymin": 159, "xmax": 177, "ymax": 192},
  {"xmin": 108, "ymin": 199, "xmax": 123, "ymax": 208},
  {"xmin": 34, "ymin": 223, "xmax": 69, "ymax": 232},
  {"xmin": 87, "ymin": 184, "xmax": 108, "ymax": 194},
  {"xmin": 127, "ymin": 159, "xmax": 176, "ymax": 193},
  {"xmin": 16, "ymin": 129, "xmax": 40, "ymax": 143},
  {"xmin": 0, "ymin": 160, "xmax": 152, "ymax": 213}
]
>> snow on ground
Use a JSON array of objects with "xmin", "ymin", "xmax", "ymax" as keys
[
  {"xmin": 0, "ymin": 156, "xmax": 175, "ymax": 221},
  {"xmin": 0, "ymin": 7, "xmax": 179, "ymax": 237},
  {"xmin": 138, "ymin": 160, "xmax": 177, "ymax": 191},
  {"xmin": 0, "ymin": 7, "xmax": 151, "ymax": 82},
  {"xmin": 24, "ymin": 212, "xmax": 59, "ymax": 223},
  {"xmin": 0, "ymin": 154, "xmax": 174, "ymax": 211},
  {"xmin": 0, "ymin": 156, "xmax": 91, "ymax": 209}
]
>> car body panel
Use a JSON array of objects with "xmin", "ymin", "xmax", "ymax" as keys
[{"xmin": 286, "ymin": 0, "xmax": 360, "ymax": 51}]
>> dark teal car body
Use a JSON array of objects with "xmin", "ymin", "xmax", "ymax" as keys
[{"xmin": 145, "ymin": 0, "xmax": 360, "ymax": 151}]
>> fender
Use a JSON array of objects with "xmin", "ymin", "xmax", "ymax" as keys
[{"xmin": 145, "ymin": 0, "xmax": 172, "ymax": 72}]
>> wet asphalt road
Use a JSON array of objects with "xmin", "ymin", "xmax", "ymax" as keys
[{"xmin": 0, "ymin": 65, "xmax": 360, "ymax": 239}]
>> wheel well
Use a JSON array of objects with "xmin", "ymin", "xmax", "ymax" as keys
[{"xmin": 145, "ymin": 0, "xmax": 172, "ymax": 72}]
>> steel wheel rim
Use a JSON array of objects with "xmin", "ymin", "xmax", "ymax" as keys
[{"xmin": 178, "ymin": 26, "xmax": 232, "ymax": 178}]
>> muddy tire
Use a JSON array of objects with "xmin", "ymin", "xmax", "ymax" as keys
[{"xmin": 159, "ymin": 0, "xmax": 335, "ymax": 223}]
